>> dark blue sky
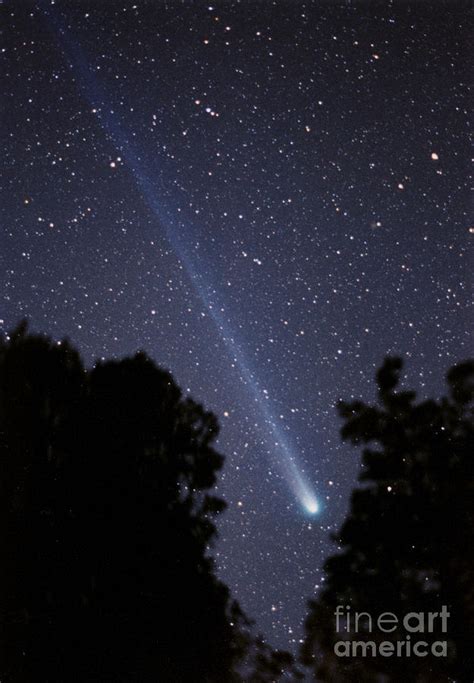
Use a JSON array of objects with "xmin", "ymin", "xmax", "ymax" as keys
[{"xmin": 2, "ymin": 0, "xmax": 471, "ymax": 653}]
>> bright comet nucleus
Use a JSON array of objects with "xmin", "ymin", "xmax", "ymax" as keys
[{"xmin": 303, "ymin": 496, "xmax": 320, "ymax": 515}]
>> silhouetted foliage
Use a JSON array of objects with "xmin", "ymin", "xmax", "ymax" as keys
[
  {"xmin": 301, "ymin": 357, "xmax": 474, "ymax": 682},
  {"xmin": 0, "ymin": 322, "xmax": 297, "ymax": 682},
  {"xmin": 246, "ymin": 638, "xmax": 304, "ymax": 683}
]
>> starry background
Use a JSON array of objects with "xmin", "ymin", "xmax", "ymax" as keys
[{"xmin": 1, "ymin": 0, "xmax": 472, "ymax": 655}]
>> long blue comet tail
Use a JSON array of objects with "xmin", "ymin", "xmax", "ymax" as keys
[{"xmin": 41, "ymin": 6, "xmax": 320, "ymax": 515}]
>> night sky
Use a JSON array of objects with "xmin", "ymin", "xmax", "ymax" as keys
[{"xmin": 2, "ymin": 0, "xmax": 472, "ymax": 656}]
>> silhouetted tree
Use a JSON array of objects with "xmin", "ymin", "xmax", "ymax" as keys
[
  {"xmin": 0, "ymin": 322, "xmax": 297, "ymax": 682},
  {"xmin": 246, "ymin": 638, "xmax": 304, "ymax": 682},
  {"xmin": 301, "ymin": 357, "xmax": 474, "ymax": 682}
]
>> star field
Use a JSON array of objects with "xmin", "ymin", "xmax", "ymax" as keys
[{"xmin": 1, "ymin": 0, "xmax": 472, "ymax": 654}]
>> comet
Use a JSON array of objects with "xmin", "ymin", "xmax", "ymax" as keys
[{"xmin": 41, "ymin": 6, "xmax": 321, "ymax": 515}]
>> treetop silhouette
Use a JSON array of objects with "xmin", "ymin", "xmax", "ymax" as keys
[
  {"xmin": 0, "ymin": 322, "xmax": 299, "ymax": 682},
  {"xmin": 302, "ymin": 356, "xmax": 474, "ymax": 682}
]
